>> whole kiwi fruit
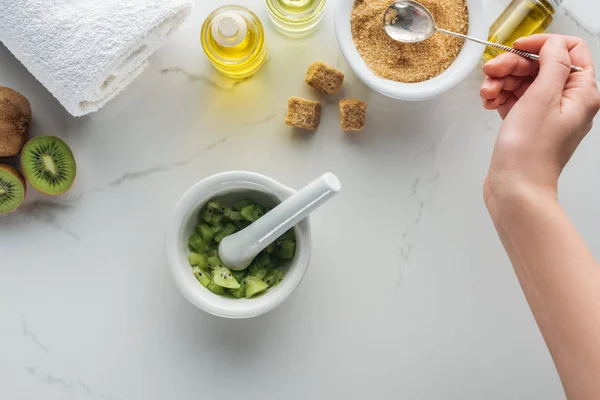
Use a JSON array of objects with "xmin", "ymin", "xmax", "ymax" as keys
[{"xmin": 0, "ymin": 87, "xmax": 31, "ymax": 158}]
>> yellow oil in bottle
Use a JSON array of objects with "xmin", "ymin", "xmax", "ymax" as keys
[
  {"xmin": 265, "ymin": 0, "xmax": 327, "ymax": 37},
  {"xmin": 483, "ymin": 0, "xmax": 560, "ymax": 60},
  {"xmin": 201, "ymin": 6, "xmax": 267, "ymax": 79}
]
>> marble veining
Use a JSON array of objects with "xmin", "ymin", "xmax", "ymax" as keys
[
  {"xmin": 5, "ymin": 199, "xmax": 81, "ymax": 239},
  {"xmin": 159, "ymin": 67, "xmax": 246, "ymax": 92},
  {"xmin": 25, "ymin": 367, "xmax": 122, "ymax": 400},
  {"xmin": 21, "ymin": 316, "xmax": 50, "ymax": 353},
  {"xmin": 561, "ymin": 9, "xmax": 600, "ymax": 42}
]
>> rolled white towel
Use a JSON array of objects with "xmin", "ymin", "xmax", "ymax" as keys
[{"xmin": 0, "ymin": 0, "xmax": 193, "ymax": 116}]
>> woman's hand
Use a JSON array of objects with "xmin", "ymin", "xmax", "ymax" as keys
[
  {"xmin": 480, "ymin": 34, "xmax": 600, "ymax": 214},
  {"xmin": 480, "ymin": 37, "xmax": 600, "ymax": 399}
]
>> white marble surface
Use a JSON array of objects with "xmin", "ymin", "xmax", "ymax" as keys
[{"xmin": 1, "ymin": 0, "xmax": 599, "ymax": 398}]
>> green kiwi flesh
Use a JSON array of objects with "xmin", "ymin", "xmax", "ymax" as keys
[
  {"xmin": 244, "ymin": 276, "xmax": 269, "ymax": 299},
  {"xmin": 21, "ymin": 136, "xmax": 76, "ymax": 195},
  {"xmin": 0, "ymin": 164, "xmax": 26, "ymax": 213}
]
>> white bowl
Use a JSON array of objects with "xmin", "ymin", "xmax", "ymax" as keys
[
  {"xmin": 333, "ymin": 0, "xmax": 487, "ymax": 101},
  {"xmin": 165, "ymin": 171, "xmax": 312, "ymax": 319}
]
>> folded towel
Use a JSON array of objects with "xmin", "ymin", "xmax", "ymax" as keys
[{"xmin": 0, "ymin": 0, "xmax": 192, "ymax": 116}]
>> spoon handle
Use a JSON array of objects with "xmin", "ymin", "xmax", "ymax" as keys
[{"xmin": 436, "ymin": 28, "xmax": 583, "ymax": 73}]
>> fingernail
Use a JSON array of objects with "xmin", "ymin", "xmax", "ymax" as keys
[
  {"xmin": 482, "ymin": 79, "xmax": 491, "ymax": 90},
  {"xmin": 484, "ymin": 58, "xmax": 498, "ymax": 67}
]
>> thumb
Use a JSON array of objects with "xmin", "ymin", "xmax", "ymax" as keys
[{"xmin": 523, "ymin": 35, "xmax": 571, "ymax": 106}]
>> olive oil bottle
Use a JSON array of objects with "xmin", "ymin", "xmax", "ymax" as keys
[
  {"xmin": 483, "ymin": 0, "xmax": 561, "ymax": 60},
  {"xmin": 265, "ymin": 0, "xmax": 327, "ymax": 37},
  {"xmin": 201, "ymin": 6, "xmax": 267, "ymax": 79}
]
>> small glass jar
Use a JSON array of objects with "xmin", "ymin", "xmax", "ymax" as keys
[
  {"xmin": 201, "ymin": 6, "xmax": 268, "ymax": 79},
  {"xmin": 265, "ymin": 0, "xmax": 327, "ymax": 38},
  {"xmin": 483, "ymin": 0, "xmax": 561, "ymax": 60}
]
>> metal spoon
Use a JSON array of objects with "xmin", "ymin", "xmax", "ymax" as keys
[{"xmin": 383, "ymin": 0, "xmax": 583, "ymax": 72}]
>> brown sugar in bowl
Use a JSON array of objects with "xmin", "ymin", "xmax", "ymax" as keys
[{"xmin": 333, "ymin": 0, "xmax": 487, "ymax": 101}]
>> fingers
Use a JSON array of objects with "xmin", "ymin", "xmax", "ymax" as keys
[
  {"xmin": 515, "ymin": 34, "xmax": 596, "ymax": 79},
  {"xmin": 480, "ymin": 90, "xmax": 517, "ymax": 120},
  {"xmin": 483, "ymin": 52, "xmax": 538, "ymax": 78},
  {"xmin": 482, "ymin": 35, "xmax": 600, "ymax": 121},
  {"xmin": 513, "ymin": 80, "xmax": 532, "ymax": 99},
  {"xmin": 564, "ymin": 39, "xmax": 597, "ymax": 77},
  {"xmin": 480, "ymin": 76, "xmax": 532, "ymax": 110},
  {"xmin": 480, "ymin": 78, "xmax": 531, "ymax": 116},
  {"xmin": 516, "ymin": 35, "xmax": 600, "ymax": 116},
  {"xmin": 482, "ymin": 90, "xmax": 511, "ymax": 110},
  {"xmin": 521, "ymin": 35, "xmax": 572, "ymax": 107},
  {"xmin": 514, "ymin": 34, "xmax": 581, "ymax": 53},
  {"xmin": 498, "ymin": 95, "xmax": 518, "ymax": 120},
  {"xmin": 532, "ymin": 36, "xmax": 600, "ymax": 116},
  {"xmin": 480, "ymin": 76, "xmax": 524, "ymax": 100},
  {"xmin": 515, "ymin": 34, "xmax": 593, "ymax": 66}
]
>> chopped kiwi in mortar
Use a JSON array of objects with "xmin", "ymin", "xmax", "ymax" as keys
[{"xmin": 187, "ymin": 198, "xmax": 296, "ymax": 298}]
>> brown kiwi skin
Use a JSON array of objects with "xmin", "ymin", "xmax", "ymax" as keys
[
  {"xmin": 0, "ymin": 163, "xmax": 26, "ymax": 214},
  {"xmin": 20, "ymin": 136, "xmax": 77, "ymax": 196},
  {"xmin": 0, "ymin": 87, "xmax": 31, "ymax": 157}
]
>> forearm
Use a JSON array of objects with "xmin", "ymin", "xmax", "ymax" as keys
[{"xmin": 488, "ymin": 186, "xmax": 600, "ymax": 400}]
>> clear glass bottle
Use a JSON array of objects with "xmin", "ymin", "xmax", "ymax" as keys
[
  {"xmin": 265, "ymin": 0, "xmax": 327, "ymax": 38},
  {"xmin": 483, "ymin": 0, "xmax": 561, "ymax": 60},
  {"xmin": 201, "ymin": 6, "xmax": 268, "ymax": 79}
]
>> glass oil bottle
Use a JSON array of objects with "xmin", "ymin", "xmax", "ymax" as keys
[
  {"xmin": 265, "ymin": 0, "xmax": 327, "ymax": 38},
  {"xmin": 483, "ymin": 0, "xmax": 562, "ymax": 60},
  {"xmin": 201, "ymin": 6, "xmax": 268, "ymax": 79}
]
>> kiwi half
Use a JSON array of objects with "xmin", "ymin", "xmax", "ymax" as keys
[
  {"xmin": 21, "ymin": 136, "xmax": 76, "ymax": 195},
  {"xmin": 0, "ymin": 164, "xmax": 26, "ymax": 213}
]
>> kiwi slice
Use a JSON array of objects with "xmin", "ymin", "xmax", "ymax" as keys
[
  {"xmin": 228, "ymin": 279, "xmax": 246, "ymax": 298},
  {"xmin": 214, "ymin": 223, "xmax": 237, "ymax": 243},
  {"xmin": 0, "ymin": 164, "xmax": 26, "ymax": 213},
  {"xmin": 249, "ymin": 261, "xmax": 269, "ymax": 280},
  {"xmin": 188, "ymin": 252, "xmax": 208, "ymax": 269},
  {"xmin": 263, "ymin": 269, "xmax": 284, "ymax": 287},
  {"xmin": 231, "ymin": 268, "xmax": 248, "ymax": 284},
  {"xmin": 192, "ymin": 267, "xmax": 211, "ymax": 288},
  {"xmin": 207, "ymin": 280, "xmax": 227, "ymax": 295},
  {"xmin": 278, "ymin": 238, "xmax": 296, "ymax": 259},
  {"xmin": 207, "ymin": 255, "xmax": 224, "ymax": 268},
  {"xmin": 245, "ymin": 276, "xmax": 268, "ymax": 299},
  {"xmin": 213, "ymin": 266, "xmax": 241, "ymax": 289},
  {"xmin": 197, "ymin": 224, "xmax": 214, "ymax": 242},
  {"xmin": 188, "ymin": 234, "xmax": 205, "ymax": 253},
  {"xmin": 20, "ymin": 136, "xmax": 76, "ymax": 195}
]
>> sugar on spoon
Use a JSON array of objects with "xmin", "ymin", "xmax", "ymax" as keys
[{"xmin": 383, "ymin": 0, "xmax": 583, "ymax": 72}]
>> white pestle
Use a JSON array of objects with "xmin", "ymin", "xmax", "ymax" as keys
[{"xmin": 219, "ymin": 173, "xmax": 341, "ymax": 271}]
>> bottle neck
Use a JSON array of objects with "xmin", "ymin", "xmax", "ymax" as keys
[
  {"xmin": 211, "ymin": 11, "xmax": 248, "ymax": 48},
  {"xmin": 549, "ymin": 0, "xmax": 562, "ymax": 9},
  {"xmin": 537, "ymin": 0, "xmax": 561, "ymax": 12}
]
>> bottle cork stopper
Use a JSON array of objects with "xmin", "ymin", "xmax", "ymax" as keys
[{"xmin": 211, "ymin": 11, "xmax": 248, "ymax": 47}]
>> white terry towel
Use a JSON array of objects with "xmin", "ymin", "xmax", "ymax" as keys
[{"xmin": 0, "ymin": 0, "xmax": 192, "ymax": 116}]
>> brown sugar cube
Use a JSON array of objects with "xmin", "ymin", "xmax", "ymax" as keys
[
  {"xmin": 305, "ymin": 62, "xmax": 344, "ymax": 94},
  {"xmin": 339, "ymin": 99, "xmax": 367, "ymax": 131},
  {"xmin": 285, "ymin": 97, "xmax": 321, "ymax": 131}
]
